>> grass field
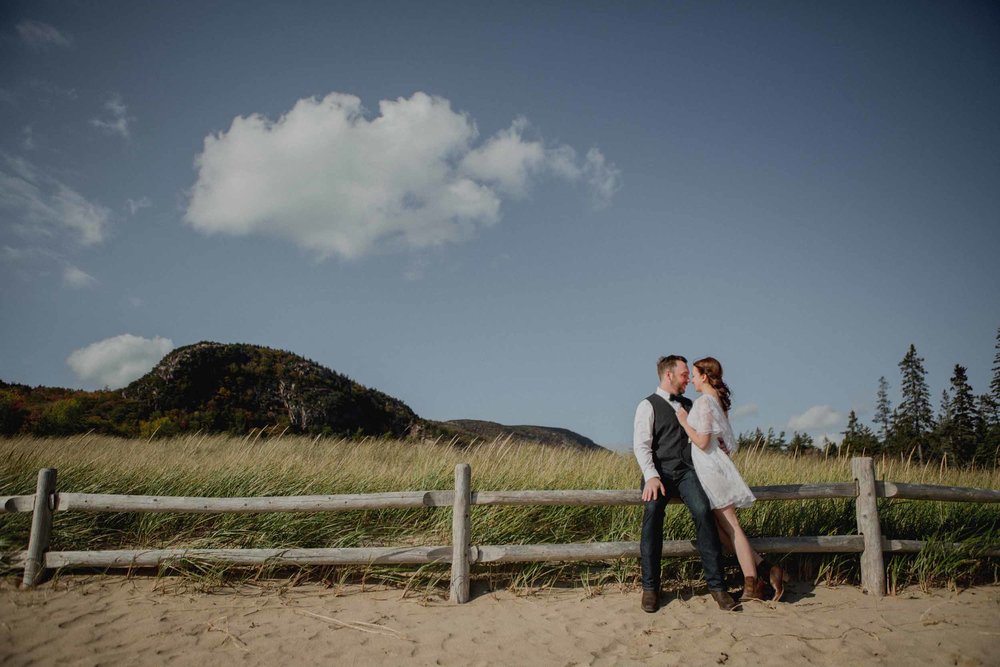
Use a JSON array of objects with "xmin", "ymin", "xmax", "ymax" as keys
[{"xmin": 1, "ymin": 433, "xmax": 998, "ymax": 593}]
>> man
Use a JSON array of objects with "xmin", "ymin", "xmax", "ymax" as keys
[{"xmin": 633, "ymin": 355, "xmax": 736, "ymax": 612}]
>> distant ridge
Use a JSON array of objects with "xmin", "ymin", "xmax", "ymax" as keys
[{"xmin": 443, "ymin": 419, "xmax": 605, "ymax": 451}]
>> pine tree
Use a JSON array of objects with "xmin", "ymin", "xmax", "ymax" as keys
[
  {"xmin": 987, "ymin": 326, "xmax": 1000, "ymax": 426},
  {"xmin": 873, "ymin": 376, "xmax": 892, "ymax": 443},
  {"xmin": 894, "ymin": 344, "xmax": 933, "ymax": 460},
  {"xmin": 972, "ymin": 394, "xmax": 996, "ymax": 466},
  {"xmin": 941, "ymin": 365, "xmax": 977, "ymax": 465},
  {"xmin": 788, "ymin": 431, "xmax": 814, "ymax": 456},
  {"xmin": 842, "ymin": 409, "xmax": 880, "ymax": 456}
]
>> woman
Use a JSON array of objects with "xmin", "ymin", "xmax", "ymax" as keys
[{"xmin": 676, "ymin": 357, "xmax": 784, "ymax": 603}]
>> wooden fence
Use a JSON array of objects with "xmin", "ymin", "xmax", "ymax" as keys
[{"xmin": 3, "ymin": 458, "xmax": 999, "ymax": 603}]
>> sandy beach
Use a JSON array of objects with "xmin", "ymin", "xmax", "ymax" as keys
[{"xmin": 2, "ymin": 576, "xmax": 998, "ymax": 666}]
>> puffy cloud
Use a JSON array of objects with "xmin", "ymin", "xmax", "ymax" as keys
[
  {"xmin": 0, "ymin": 154, "xmax": 111, "ymax": 245},
  {"xmin": 16, "ymin": 20, "xmax": 72, "ymax": 50},
  {"xmin": 90, "ymin": 95, "xmax": 131, "ymax": 139},
  {"xmin": 63, "ymin": 265, "xmax": 97, "ymax": 289},
  {"xmin": 67, "ymin": 334, "xmax": 174, "ymax": 389},
  {"xmin": 730, "ymin": 403, "xmax": 759, "ymax": 420},
  {"xmin": 582, "ymin": 148, "xmax": 621, "ymax": 208},
  {"xmin": 788, "ymin": 405, "xmax": 843, "ymax": 432},
  {"xmin": 184, "ymin": 92, "xmax": 620, "ymax": 259}
]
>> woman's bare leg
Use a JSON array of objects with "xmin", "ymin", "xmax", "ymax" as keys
[
  {"xmin": 713, "ymin": 506, "xmax": 759, "ymax": 577},
  {"xmin": 715, "ymin": 517, "xmax": 734, "ymax": 554}
]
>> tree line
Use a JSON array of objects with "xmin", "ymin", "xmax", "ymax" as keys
[{"xmin": 738, "ymin": 327, "xmax": 1000, "ymax": 468}]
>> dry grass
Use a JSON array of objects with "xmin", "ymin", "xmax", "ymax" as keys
[{"xmin": 1, "ymin": 434, "xmax": 997, "ymax": 591}]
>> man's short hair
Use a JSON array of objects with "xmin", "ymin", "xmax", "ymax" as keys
[{"xmin": 657, "ymin": 355, "xmax": 687, "ymax": 379}]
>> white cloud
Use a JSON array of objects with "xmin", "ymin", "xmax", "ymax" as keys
[
  {"xmin": 184, "ymin": 91, "xmax": 620, "ymax": 259},
  {"xmin": 67, "ymin": 334, "xmax": 174, "ymax": 389},
  {"xmin": 583, "ymin": 148, "xmax": 621, "ymax": 208},
  {"xmin": 730, "ymin": 403, "xmax": 759, "ymax": 420},
  {"xmin": 16, "ymin": 20, "xmax": 72, "ymax": 50},
  {"xmin": 459, "ymin": 116, "xmax": 546, "ymax": 197},
  {"xmin": 0, "ymin": 154, "xmax": 111, "ymax": 245},
  {"xmin": 125, "ymin": 196, "xmax": 151, "ymax": 215},
  {"xmin": 90, "ymin": 95, "xmax": 131, "ymax": 139},
  {"xmin": 788, "ymin": 405, "xmax": 843, "ymax": 432},
  {"xmin": 63, "ymin": 265, "xmax": 97, "ymax": 289}
]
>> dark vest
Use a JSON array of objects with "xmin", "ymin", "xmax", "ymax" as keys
[{"xmin": 647, "ymin": 392, "xmax": 693, "ymax": 479}]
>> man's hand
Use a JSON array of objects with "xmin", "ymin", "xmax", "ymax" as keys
[
  {"xmin": 718, "ymin": 439, "xmax": 731, "ymax": 456},
  {"xmin": 642, "ymin": 477, "xmax": 665, "ymax": 501}
]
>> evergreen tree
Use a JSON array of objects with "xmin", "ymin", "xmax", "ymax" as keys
[
  {"xmin": 842, "ymin": 409, "xmax": 880, "ymax": 456},
  {"xmin": 788, "ymin": 431, "xmax": 814, "ymax": 456},
  {"xmin": 894, "ymin": 344, "xmax": 933, "ymax": 460},
  {"xmin": 948, "ymin": 365, "xmax": 978, "ymax": 464},
  {"xmin": 737, "ymin": 427, "xmax": 765, "ymax": 452},
  {"xmin": 934, "ymin": 365, "xmax": 979, "ymax": 465},
  {"xmin": 973, "ymin": 394, "xmax": 997, "ymax": 467},
  {"xmin": 873, "ymin": 376, "xmax": 892, "ymax": 443},
  {"xmin": 986, "ymin": 326, "xmax": 1000, "ymax": 426}
]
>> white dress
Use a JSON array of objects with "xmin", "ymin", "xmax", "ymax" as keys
[{"xmin": 687, "ymin": 394, "xmax": 755, "ymax": 510}]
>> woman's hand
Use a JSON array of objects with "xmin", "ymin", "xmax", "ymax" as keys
[{"xmin": 675, "ymin": 407, "xmax": 688, "ymax": 425}]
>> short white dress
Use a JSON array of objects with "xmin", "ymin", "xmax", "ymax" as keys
[{"xmin": 687, "ymin": 394, "xmax": 755, "ymax": 510}]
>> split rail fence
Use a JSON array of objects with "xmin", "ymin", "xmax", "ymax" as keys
[{"xmin": 3, "ymin": 457, "xmax": 999, "ymax": 602}]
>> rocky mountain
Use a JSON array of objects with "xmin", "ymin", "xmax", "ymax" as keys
[{"xmin": 121, "ymin": 342, "xmax": 417, "ymax": 437}]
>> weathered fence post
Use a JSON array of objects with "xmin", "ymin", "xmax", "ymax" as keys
[
  {"xmin": 851, "ymin": 457, "xmax": 885, "ymax": 597},
  {"xmin": 450, "ymin": 463, "xmax": 471, "ymax": 603},
  {"xmin": 22, "ymin": 468, "xmax": 57, "ymax": 588}
]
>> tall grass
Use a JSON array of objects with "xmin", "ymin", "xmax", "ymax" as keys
[{"xmin": 1, "ymin": 434, "xmax": 997, "ymax": 591}]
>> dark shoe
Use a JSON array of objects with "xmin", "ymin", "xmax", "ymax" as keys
[
  {"xmin": 740, "ymin": 576, "xmax": 762, "ymax": 602},
  {"xmin": 710, "ymin": 589, "xmax": 738, "ymax": 611},
  {"xmin": 641, "ymin": 589, "xmax": 659, "ymax": 613}
]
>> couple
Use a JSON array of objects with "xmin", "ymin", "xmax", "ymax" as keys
[{"xmin": 633, "ymin": 354, "xmax": 783, "ymax": 612}]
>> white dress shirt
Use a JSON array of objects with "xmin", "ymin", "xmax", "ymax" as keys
[{"xmin": 633, "ymin": 387, "xmax": 685, "ymax": 482}]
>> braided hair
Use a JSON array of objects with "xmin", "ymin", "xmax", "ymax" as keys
[{"xmin": 693, "ymin": 357, "xmax": 732, "ymax": 414}]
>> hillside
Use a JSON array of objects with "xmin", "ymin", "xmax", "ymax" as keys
[
  {"xmin": 442, "ymin": 419, "xmax": 605, "ymax": 451},
  {"xmin": 1, "ymin": 342, "xmax": 418, "ymax": 438},
  {"xmin": 122, "ymin": 342, "xmax": 419, "ymax": 436}
]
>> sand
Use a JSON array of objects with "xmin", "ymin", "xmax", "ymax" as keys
[{"xmin": 2, "ymin": 577, "xmax": 998, "ymax": 666}]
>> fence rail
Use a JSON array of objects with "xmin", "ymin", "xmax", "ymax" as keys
[{"xmin": 2, "ymin": 458, "xmax": 999, "ymax": 602}]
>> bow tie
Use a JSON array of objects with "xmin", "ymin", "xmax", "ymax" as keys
[{"xmin": 669, "ymin": 394, "xmax": 684, "ymax": 402}]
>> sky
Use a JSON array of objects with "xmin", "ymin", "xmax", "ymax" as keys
[{"xmin": 1, "ymin": 1, "xmax": 998, "ymax": 449}]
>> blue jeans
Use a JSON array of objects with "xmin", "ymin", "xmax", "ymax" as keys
[{"xmin": 640, "ymin": 468, "xmax": 724, "ymax": 592}]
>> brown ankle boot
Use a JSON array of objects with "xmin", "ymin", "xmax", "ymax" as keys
[
  {"xmin": 710, "ymin": 589, "xmax": 738, "ymax": 611},
  {"xmin": 740, "ymin": 576, "xmax": 762, "ymax": 601}
]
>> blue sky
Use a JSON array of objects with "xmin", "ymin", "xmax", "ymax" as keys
[{"xmin": 1, "ymin": 1, "xmax": 998, "ymax": 449}]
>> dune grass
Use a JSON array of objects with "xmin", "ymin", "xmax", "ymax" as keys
[{"xmin": 1, "ymin": 433, "xmax": 998, "ymax": 593}]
